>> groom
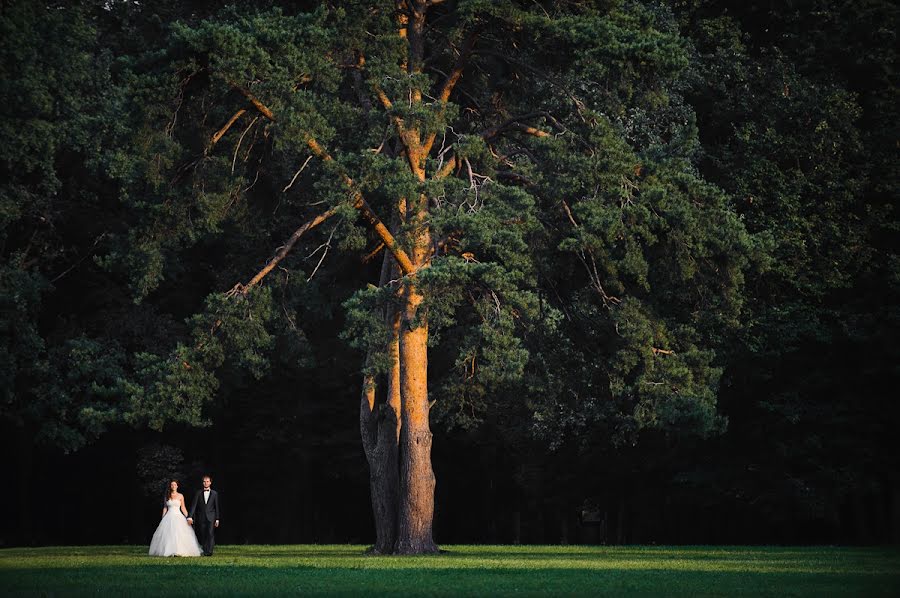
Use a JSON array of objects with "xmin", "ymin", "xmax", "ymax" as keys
[{"xmin": 187, "ymin": 475, "xmax": 220, "ymax": 556}]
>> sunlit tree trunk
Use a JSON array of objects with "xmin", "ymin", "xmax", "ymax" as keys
[
  {"xmin": 361, "ymin": 203, "xmax": 437, "ymax": 554},
  {"xmin": 396, "ymin": 278, "xmax": 438, "ymax": 554},
  {"xmin": 365, "ymin": 0, "xmax": 445, "ymax": 555}
]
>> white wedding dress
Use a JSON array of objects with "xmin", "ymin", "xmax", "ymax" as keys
[{"xmin": 148, "ymin": 499, "xmax": 202, "ymax": 557}]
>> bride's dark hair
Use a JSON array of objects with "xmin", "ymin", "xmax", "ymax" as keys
[{"xmin": 164, "ymin": 479, "xmax": 179, "ymax": 501}]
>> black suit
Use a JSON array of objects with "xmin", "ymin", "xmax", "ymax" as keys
[{"xmin": 188, "ymin": 488, "xmax": 220, "ymax": 555}]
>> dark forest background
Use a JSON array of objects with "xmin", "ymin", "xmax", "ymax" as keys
[{"xmin": 1, "ymin": 0, "xmax": 898, "ymax": 547}]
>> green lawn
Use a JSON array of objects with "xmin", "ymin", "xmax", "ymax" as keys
[{"xmin": 1, "ymin": 545, "xmax": 898, "ymax": 596}]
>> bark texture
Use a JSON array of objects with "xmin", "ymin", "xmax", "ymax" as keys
[
  {"xmin": 360, "ymin": 254, "xmax": 403, "ymax": 554},
  {"xmin": 396, "ymin": 279, "xmax": 438, "ymax": 554}
]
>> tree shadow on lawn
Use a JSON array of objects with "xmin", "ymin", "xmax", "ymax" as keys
[{"xmin": 2, "ymin": 562, "xmax": 898, "ymax": 597}]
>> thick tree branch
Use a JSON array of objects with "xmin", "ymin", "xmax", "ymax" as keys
[
  {"xmin": 375, "ymin": 85, "xmax": 422, "ymax": 166},
  {"xmin": 434, "ymin": 29, "xmax": 479, "ymax": 105},
  {"xmin": 481, "ymin": 111, "xmax": 559, "ymax": 140},
  {"xmin": 397, "ymin": 2, "xmax": 409, "ymax": 71},
  {"xmin": 422, "ymin": 29, "xmax": 479, "ymax": 155},
  {"xmin": 233, "ymin": 85, "xmax": 277, "ymax": 122},
  {"xmin": 306, "ymin": 138, "xmax": 417, "ymax": 275},
  {"xmin": 434, "ymin": 155, "xmax": 457, "ymax": 179},
  {"xmin": 227, "ymin": 207, "xmax": 339, "ymax": 296},
  {"xmin": 496, "ymin": 171, "xmax": 535, "ymax": 186},
  {"xmin": 209, "ymin": 109, "xmax": 247, "ymax": 149},
  {"xmin": 375, "ymin": 87, "xmax": 394, "ymax": 112},
  {"xmin": 509, "ymin": 124, "xmax": 550, "ymax": 138},
  {"xmin": 407, "ymin": 1, "xmax": 427, "ymax": 76}
]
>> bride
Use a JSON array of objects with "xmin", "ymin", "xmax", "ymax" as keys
[{"xmin": 149, "ymin": 480, "xmax": 202, "ymax": 557}]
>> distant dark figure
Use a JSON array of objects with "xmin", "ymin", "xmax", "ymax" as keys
[{"xmin": 186, "ymin": 475, "xmax": 220, "ymax": 556}]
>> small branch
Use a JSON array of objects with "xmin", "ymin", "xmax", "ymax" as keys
[
  {"xmin": 461, "ymin": 157, "xmax": 492, "ymax": 212},
  {"xmin": 561, "ymin": 199, "xmax": 579, "ymax": 228},
  {"xmin": 427, "ymin": 66, "xmax": 483, "ymax": 111},
  {"xmin": 49, "ymin": 233, "xmax": 107, "ymax": 284},
  {"xmin": 464, "ymin": 156, "xmax": 476, "ymax": 187},
  {"xmin": 193, "ymin": 318, "xmax": 224, "ymax": 357},
  {"xmin": 481, "ymin": 112, "xmax": 542, "ymax": 140},
  {"xmin": 282, "ymin": 155, "xmax": 313, "ymax": 193},
  {"xmin": 232, "ymin": 116, "xmax": 259, "ymax": 174},
  {"xmin": 562, "ymin": 200, "xmax": 620, "ymax": 308},
  {"xmin": 279, "ymin": 267, "xmax": 298, "ymax": 331},
  {"xmin": 307, "ymin": 224, "xmax": 338, "ymax": 282},
  {"xmin": 500, "ymin": 146, "xmax": 541, "ymax": 166},
  {"xmin": 489, "ymin": 111, "xmax": 594, "ymax": 153},
  {"xmin": 362, "ymin": 242, "xmax": 386, "ymax": 264},
  {"xmin": 166, "ymin": 67, "xmax": 201, "ymax": 138},
  {"xmin": 472, "ymin": 50, "xmax": 587, "ymax": 115},
  {"xmin": 652, "ymin": 347, "xmax": 674, "ymax": 356},
  {"xmin": 242, "ymin": 170, "xmax": 260, "ymax": 193}
]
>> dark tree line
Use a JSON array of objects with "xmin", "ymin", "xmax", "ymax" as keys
[{"xmin": 1, "ymin": 0, "xmax": 897, "ymax": 548}]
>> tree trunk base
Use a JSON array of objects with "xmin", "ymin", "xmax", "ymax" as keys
[
  {"xmin": 393, "ymin": 541, "xmax": 440, "ymax": 555},
  {"xmin": 364, "ymin": 544, "xmax": 441, "ymax": 556}
]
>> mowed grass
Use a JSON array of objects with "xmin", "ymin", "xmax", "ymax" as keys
[{"xmin": 1, "ymin": 544, "xmax": 898, "ymax": 596}]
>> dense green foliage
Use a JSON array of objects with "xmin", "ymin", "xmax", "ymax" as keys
[
  {"xmin": 2, "ymin": 545, "xmax": 899, "ymax": 597},
  {"xmin": 1, "ymin": 0, "xmax": 896, "ymax": 545},
  {"xmin": 672, "ymin": 0, "xmax": 899, "ymax": 542}
]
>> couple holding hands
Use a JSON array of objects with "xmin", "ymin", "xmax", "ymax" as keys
[{"xmin": 148, "ymin": 475, "xmax": 221, "ymax": 557}]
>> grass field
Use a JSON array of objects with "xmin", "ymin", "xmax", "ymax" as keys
[{"xmin": 1, "ymin": 544, "xmax": 898, "ymax": 596}]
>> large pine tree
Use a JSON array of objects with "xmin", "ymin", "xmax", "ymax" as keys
[{"xmin": 101, "ymin": 1, "xmax": 751, "ymax": 553}]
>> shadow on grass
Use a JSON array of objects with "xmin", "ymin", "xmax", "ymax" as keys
[{"xmin": 2, "ymin": 562, "xmax": 899, "ymax": 597}]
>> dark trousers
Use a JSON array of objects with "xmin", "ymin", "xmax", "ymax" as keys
[{"xmin": 195, "ymin": 518, "xmax": 215, "ymax": 555}]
